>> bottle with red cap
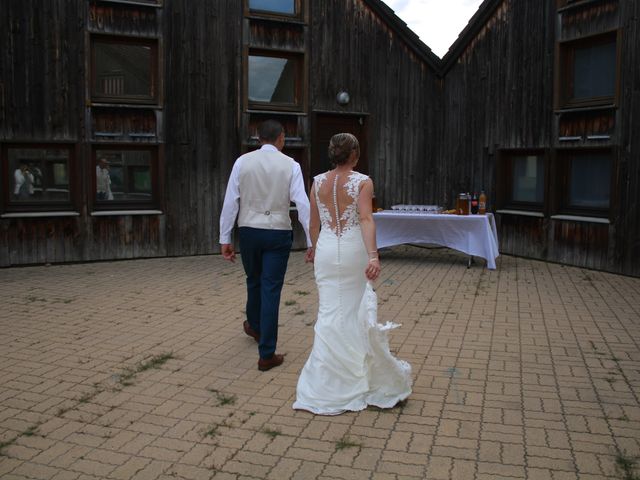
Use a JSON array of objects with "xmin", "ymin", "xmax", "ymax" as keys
[{"xmin": 471, "ymin": 192, "xmax": 479, "ymax": 214}]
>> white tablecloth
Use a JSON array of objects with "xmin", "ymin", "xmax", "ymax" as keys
[{"xmin": 373, "ymin": 212, "xmax": 500, "ymax": 269}]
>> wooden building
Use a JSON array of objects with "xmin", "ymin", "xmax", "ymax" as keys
[
  {"xmin": 1, "ymin": 0, "xmax": 638, "ymax": 277},
  {"xmin": 441, "ymin": 0, "xmax": 640, "ymax": 276}
]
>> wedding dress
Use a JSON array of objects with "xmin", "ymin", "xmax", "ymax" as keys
[{"xmin": 293, "ymin": 171, "xmax": 412, "ymax": 415}]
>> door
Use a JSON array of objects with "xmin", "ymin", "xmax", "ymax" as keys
[{"xmin": 311, "ymin": 113, "xmax": 368, "ymax": 180}]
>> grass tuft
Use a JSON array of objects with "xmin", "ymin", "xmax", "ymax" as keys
[
  {"xmin": 136, "ymin": 352, "xmax": 175, "ymax": 373},
  {"xmin": 335, "ymin": 436, "xmax": 362, "ymax": 451},
  {"xmin": 56, "ymin": 406, "xmax": 72, "ymax": 417},
  {"xmin": 207, "ymin": 389, "xmax": 237, "ymax": 406},
  {"xmin": 615, "ymin": 450, "xmax": 640, "ymax": 480},
  {"xmin": 116, "ymin": 352, "xmax": 175, "ymax": 386},
  {"xmin": 117, "ymin": 367, "xmax": 136, "ymax": 386},
  {"xmin": 0, "ymin": 436, "xmax": 18, "ymax": 453},
  {"xmin": 262, "ymin": 427, "xmax": 281, "ymax": 438},
  {"xmin": 78, "ymin": 392, "xmax": 94, "ymax": 404},
  {"xmin": 22, "ymin": 426, "xmax": 38, "ymax": 437}
]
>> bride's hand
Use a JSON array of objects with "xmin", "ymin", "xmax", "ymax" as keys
[
  {"xmin": 305, "ymin": 247, "xmax": 315, "ymax": 263},
  {"xmin": 365, "ymin": 258, "xmax": 380, "ymax": 281}
]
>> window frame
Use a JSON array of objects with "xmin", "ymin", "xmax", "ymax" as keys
[
  {"xmin": 245, "ymin": 48, "xmax": 305, "ymax": 112},
  {"xmin": 244, "ymin": 0, "xmax": 304, "ymax": 21},
  {"xmin": 1, "ymin": 143, "xmax": 78, "ymax": 214},
  {"xmin": 90, "ymin": 144, "xmax": 161, "ymax": 211},
  {"xmin": 496, "ymin": 149, "xmax": 548, "ymax": 213},
  {"xmin": 90, "ymin": 34, "xmax": 160, "ymax": 105},
  {"xmin": 556, "ymin": 30, "xmax": 620, "ymax": 110},
  {"xmin": 553, "ymin": 147, "xmax": 614, "ymax": 219}
]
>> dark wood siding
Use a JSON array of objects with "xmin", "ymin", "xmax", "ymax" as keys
[
  {"xmin": 0, "ymin": 1, "xmax": 84, "ymax": 140},
  {"xmin": 0, "ymin": 214, "xmax": 166, "ymax": 266},
  {"xmin": 496, "ymin": 215, "xmax": 548, "ymax": 259},
  {"xmin": 0, "ymin": 0, "xmax": 167, "ymax": 266},
  {"xmin": 310, "ymin": 0, "xmax": 442, "ymax": 209},
  {"xmin": 440, "ymin": 0, "xmax": 640, "ymax": 276},
  {"xmin": 163, "ymin": 0, "xmax": 242, "ymax": 257},
  {"xmin": 548, "ymin": 219, "xmax": 610, "ymax": 270},
  {"xmin": 1, "ymin": 0, "xmax": 638, "ymax": 276},
  {"xmin": 617, "ymin": 0, "xmax": 640, "ymax": 276},
  {"xmin": 442, "ymin": 0, "xmax": 556, "ymax": 202}
]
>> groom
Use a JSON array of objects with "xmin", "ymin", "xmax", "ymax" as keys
[{"xmin": 219, "ymin": 120, "xmax": 311, "ymax": 371}]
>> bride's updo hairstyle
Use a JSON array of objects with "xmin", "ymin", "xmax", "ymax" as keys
[{"xmin": 328, "ymin": 133, "xmax": 360, "ymax": 167}]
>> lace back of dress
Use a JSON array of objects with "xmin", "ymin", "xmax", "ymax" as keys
[{"xmin": 315, "ymin": 172, "xmax": 363, "ymax": 237}]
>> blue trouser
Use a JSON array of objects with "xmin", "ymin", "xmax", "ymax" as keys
[{"xmin": 238, "ymin": 227, "xmax": 293, "ymax": 360}]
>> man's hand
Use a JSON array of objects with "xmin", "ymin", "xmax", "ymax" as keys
[
  {"xmin": 221, "ymin": 244, "xmax": 236, "ymax": 263},
  {"xmin": 305, "ymin": 247, "xmax": 315, "ymax": 264}
]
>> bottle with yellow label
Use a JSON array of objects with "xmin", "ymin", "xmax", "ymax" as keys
[{"xmin": 479, "ymin": 190, "xmax": 487, "ymax": 214}]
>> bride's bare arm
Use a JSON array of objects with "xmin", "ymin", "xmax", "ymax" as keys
[
  {"xmin": 357, "ymin": 179, "xmax": 380, "ymax": 281},
  {"xmin": 306, "ymin": 181, "xmax": 320, "ymax": 263}
]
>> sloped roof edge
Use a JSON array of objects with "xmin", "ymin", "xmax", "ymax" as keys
[
  {"xmin": 362, "ymin": 0, "xmax": 442, "ymax": 73},
  {"xmin": 362, "ymin": 0, "xmax": 505, "ymax": 77},
  {"xmin": 440, "ymin": 0, "xmax": 504, "ymax": 74}
]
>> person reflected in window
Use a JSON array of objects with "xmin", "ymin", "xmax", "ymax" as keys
[
  {"xmin": 13, "ymin": 162, "xmax": 34, "ymax": 200},
  {"xmin": 29, "ymin": 165, "xmax": 43, "ymax": 197},
  {"xmin": 96, "ymin": 157, "xmax": 114, "ymax": 200}
]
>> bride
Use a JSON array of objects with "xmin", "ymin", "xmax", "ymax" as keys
[{"xmin": 293, "ymin": 133, "xmax": 412, "ymax": 415}]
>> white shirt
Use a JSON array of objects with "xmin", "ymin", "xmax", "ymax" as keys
[
  {"xmin": 219, "ymin": 144, "xmax": 311, "ymax": 247},
  {"xmin": 96, "ymin": 165, "xmax": 114, "ymax": 200},
  {"xmin": 14, "ymin": 169, "xmax": 34, "ymax": 195}
]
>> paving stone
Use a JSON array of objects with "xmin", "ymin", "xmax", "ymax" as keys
[{"xmin": 1, "ymin": 249, "xmax": 639, "ymax": 480}]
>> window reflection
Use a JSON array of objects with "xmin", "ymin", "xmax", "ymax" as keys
[
  {"xmin": 93, "ymin": 41, "xmax": 154, "ymax": 100},
  {"xmin": 9, "ymin": 148, "xmax": 70, "ymax": 202},
  {"xmin": 573, "ymin": 41, "xmax": 616, "ymax": 100},
  {"xmin": 249, "ymin": 0, "xmax": 295, "ymax": 15},
  {"xmin": 511, "ymin": 155, "xmax": 544, "ymax": 203},
  {"xmin": 96, "ymin": 150, "xmax": 152, "ymax": 202},
  {"xmin": 569, "ymin": 154, "xmax": 610, "ymax": 209},
  {"xmin": 249, "ymin": 55, "xmax": 297, "ymax": 104}
]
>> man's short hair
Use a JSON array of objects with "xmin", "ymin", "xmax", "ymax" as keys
[{"xmin": 258, "ymin": 120, "xmax": 284, "ymax": 143}]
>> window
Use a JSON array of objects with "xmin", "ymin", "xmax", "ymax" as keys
[
  {"xmin": 512, "ymin": 155, "xmax": 545, "ymax": 204},
  {"xmin": 247, "ymin": 52, "xmax": 303, "ymax": 110},
  {"xmin": 249, "ymin": 0, "xmax": 295, "ymax": 15},
  {"xmin": 2, "ymin": 145, "xmax": 75, "ymax": 211},
  {"xmin": 568, "ymin": 152, "xmax": 611, "ymax": 209},
  {"xmin": 93, "ymin": 147, "xmax": 158, "ymax": 208},
  {"xmin": 558, "ymin": 32, "xmax": 618, "ymax": 108},
  {"xmin": 497, "ymin": 151, "xmax": 546, "ymax": 210},
  {"xmin": 91, "ymin": 37, "xmax": 158, "ymax": 104},
  {"xmin": 558, "ymin": 150, "xmax": 611, "ymax": 216}
]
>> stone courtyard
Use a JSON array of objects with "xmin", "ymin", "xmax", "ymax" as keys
[{"xmin": 0, "ymin": 246, "xmax": 639, "ymax": 479}]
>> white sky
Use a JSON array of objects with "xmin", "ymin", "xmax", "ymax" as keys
[{"xmin": 381, "ymin": 0, "xmax": 485, "ymax": 58}]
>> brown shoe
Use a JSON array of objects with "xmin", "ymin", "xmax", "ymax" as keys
[
  {"xmin": 243, "ymin": 321, "xmax": 259, "ymax": 343},
  {"xmin": 258, "ymin": 354, "xmax": 284, "ymax": 372}
]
